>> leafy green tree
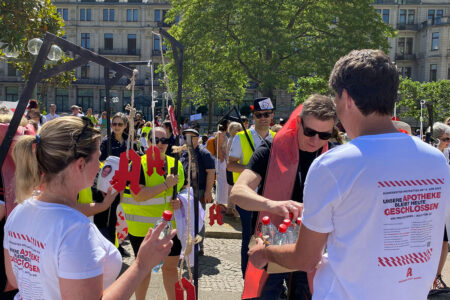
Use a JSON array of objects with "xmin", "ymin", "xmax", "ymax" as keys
[
  {"xmin": 0, "ymin": 0, "xmax": 75, "ymax": 108},
  {"xmin": 166, "ymin": 0, "xmax": 395, "ymax": 113},
  {"xmin": 398, "ymin": 77, "xmax": 450, "ymax": 128},
  {"xmin": 294, "ymin": 75, "xmax": 331, "ymax": 105}
]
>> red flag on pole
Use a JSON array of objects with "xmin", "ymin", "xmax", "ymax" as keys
[{"xmin": 169, "ymin": 105, "xmax": 179, "ymax": 136}]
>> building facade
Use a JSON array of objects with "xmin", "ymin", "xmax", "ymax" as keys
[{"xmin": 373, "ymin": 0, "xmax": 450, "ymax": 82}]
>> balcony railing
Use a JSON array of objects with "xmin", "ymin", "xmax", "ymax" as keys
[
  {"xmin": 395, "ymin": 54, "xmax": 416, "ymax": 61},
  {"xmin": 98, "ymin": 48, "xmax": 141, "ymax": 56},
  {"xmin": 397, "ymin": 23, "xmax": 418, "ymax": 31}
]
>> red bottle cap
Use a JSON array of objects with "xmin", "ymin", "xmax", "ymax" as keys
[
  {"xmin": 262, "ymin": 216, "xmax": 270, "ymax": 225},
  {"xmin": 278, "ymin": 224, "xmax": 287, "ymax": 233},
  {"xmin": 283, "ymin": 219, "xmax": 291, "ymax": 227},
  {"xmin": 296, "ymin": 217, "xmax": 302, "ymax": 225},
  {"xmin": 162, "ymin": 210, "xmax": 173, "ymax": 221},
  {"xmin": 289, "ymin": 212, "xmax": 294, "ymax": 220}
]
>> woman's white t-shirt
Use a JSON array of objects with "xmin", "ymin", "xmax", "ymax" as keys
[{"xmin": 4, "ymin": 198, "xmax": 122, "ymax": 300}]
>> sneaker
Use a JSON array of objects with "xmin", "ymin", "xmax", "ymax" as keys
[{"xmin": 433, "ymin": 274, "xmax": 448, "ymax": 289}]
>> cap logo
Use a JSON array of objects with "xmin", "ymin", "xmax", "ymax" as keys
[{"xmin": 258, "ymin": 98, "xmax": 273, "ymax": 110}]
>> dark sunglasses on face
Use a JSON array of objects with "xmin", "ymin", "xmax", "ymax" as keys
[
  {"xmin": 112, "ymin": 122, "xmax": 124, "ymax": 127},
  {"xmin": 301, "ymin": 119, "xmax": 333, "ymax": 140},
  {"xmin": 441, "ymin": 137, "xmax": 450, "ymax": 142},
  {"xmin": 151, "ymin": 137, "xmax": 169, "ymax": 144},
  {"xmin": 254, "ymin": 112, "xmax": 272, "ymax": 119}
]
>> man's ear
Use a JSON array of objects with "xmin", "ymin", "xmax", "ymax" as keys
[{"xmin": 342, "ymin": 89, "xmax": 354, "ymax": 110}]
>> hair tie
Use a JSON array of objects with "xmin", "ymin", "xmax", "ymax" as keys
[{"xmin": 35, "ymin": 134, "xmax": 40, "ymax": 144}]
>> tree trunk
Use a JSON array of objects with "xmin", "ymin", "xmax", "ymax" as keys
[{"xmin": 208, "ymin": 98, "xmax": 213, "ymax": 132}]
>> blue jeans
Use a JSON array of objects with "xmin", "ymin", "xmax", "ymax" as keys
[
  {"xmin": 236, "ymin": 205, "xmax": 253, "ymax": 278},
  {"xmin": 256, "ymin": 271, "xmax": 311, "ymax": 300}
]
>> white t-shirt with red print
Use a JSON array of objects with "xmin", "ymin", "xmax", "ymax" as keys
[
  {"xmin": 4, "ymin": 198, "xmax": 121, "ymax": 300},
  {"xmin": 302, "ymin": 133, "xmax": 450, "ymax": 300}
]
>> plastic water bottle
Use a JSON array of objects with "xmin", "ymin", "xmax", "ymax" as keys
[
  {"xmin": 152, "ymin": 210, "xmax": 173, "ymax": 273},
  {"xmin": 261, "ymin": 216, "xmax": 276, "ymax": 244},
  {"xmin": 292, "ymin": 217, "xmax": 302, "ymax": 243},
  {"xmin": 283, "ymin": 219, "xmax": 296, "ymax": 244},
  {"xmin": 273, "ymin": 224, "xmax": 288, "ymax": 245}
]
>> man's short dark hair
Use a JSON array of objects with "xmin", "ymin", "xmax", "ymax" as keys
[
  {"xmin": 329, "ymin": 49, "xmax": 399, "ymax": 116},
  {"xmin": 300, "ymin": 94, "xmax": 337, "ymax": 122}
]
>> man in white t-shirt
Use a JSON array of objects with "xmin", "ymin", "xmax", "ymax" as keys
[
  {"xmin": 45, "ymin": 104, "xmax": 60, "ymax": 122},
  {"xmin": 248, "ymin": 49, "xmax": 450, "ymax": 300}
]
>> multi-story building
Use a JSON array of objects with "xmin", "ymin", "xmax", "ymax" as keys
[
  {"xmin": 0, "ymin": 0, "xmax": 295, "ymax": 124},
  {"xmin": 0, "ymin": 0, "xmax": 175, "ymax": 119},
  {"xmin": 373, "ymin": 0, "xmax": 450, "ymax": 82}
]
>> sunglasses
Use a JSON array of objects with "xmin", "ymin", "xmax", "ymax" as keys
[
  {"xmin": 301, "ymin": 119, "xmax": 333, "ymax": 140},
  {"xmin": 74, "ymin": 116, "xmax": 94, "ymax": 158},
  {"xmin": 112, "ymin": 122, "xmax": 124, "ymax": 127},
  {"xmin": 254, "ymin": 112, "xmax": 272, "ymax": 119},
  {"xmin": 441, "ymin": 137, "xmax": 450, "ymax": 142},
  {"xmin": 151, "ymin": 137, "xmax": 169, "ymax": 144}
]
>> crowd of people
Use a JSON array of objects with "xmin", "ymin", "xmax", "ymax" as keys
[{"xmin": 0, "ymin": 49, "xmax": 449, "ymax": 300}]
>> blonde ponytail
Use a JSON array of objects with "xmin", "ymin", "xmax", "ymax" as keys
[{"xmin": 13, "ymin": 135, "xmax": 41, "ymax": 203}]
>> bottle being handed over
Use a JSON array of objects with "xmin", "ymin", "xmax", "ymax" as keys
[
  {"xmin": 152, "ymin": 210, "xmax": 173, "ymax": 273},
  {"xmin": 273, "ymin": 224, "xmax": 288, "ymax": 246}
]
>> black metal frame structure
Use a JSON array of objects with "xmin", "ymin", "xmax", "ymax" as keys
[{"xmin": 0, "ymin": 32, "xmax": 134, "ymax": 168}]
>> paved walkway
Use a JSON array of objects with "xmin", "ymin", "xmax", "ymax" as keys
[{"xmin": 122, "ymin": 204, "xmax": 245, "ymax": 300}]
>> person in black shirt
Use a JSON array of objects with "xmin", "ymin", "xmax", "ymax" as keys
[
  {"xmin": 163, "ymin": 120, "xmax": 177, "ymax": 157},
  {"xmin": 230, "ymin": 95, "xmax": 337, "ymax": 300}
]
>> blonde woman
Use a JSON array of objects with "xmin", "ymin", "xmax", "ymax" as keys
[{"xmin": 4, "ymin": 117, "xmax": 175, "ymax": 300}]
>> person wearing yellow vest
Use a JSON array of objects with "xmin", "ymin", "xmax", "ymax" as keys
[
  {"xmin": 122, "ymin": 127, "xmax": 184, "ymax": 300},
  {"xmin": 226, "ymin": 97, "xmax": 276, "ymax": 278}
]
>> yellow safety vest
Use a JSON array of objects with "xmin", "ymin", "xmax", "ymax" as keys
[
  {"xmin": 78, "ymin": 187, "xmax": 93, "ymax": 204},
  {"xmin": 122, "ymin": 155, "xmax": 184, "ymax": 237},
  {"xmin": 141, "ymin": 126, "xmax": 151, "ymax": 138},
  {"xmin": 232, "ymin": 129, "xmax": 276, "ymax": 183}
]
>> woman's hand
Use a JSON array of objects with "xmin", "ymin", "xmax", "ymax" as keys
[
  {"xmin": 164, "ymin": 174, "xmax": 179, "ymax": 188},
  {"xmin": 135, "ymin": 222, "xmax": 177, "ymax": 271},
  {"xmin": 102, "ymin": 187, "xmax": 118, "ymax": 208}
]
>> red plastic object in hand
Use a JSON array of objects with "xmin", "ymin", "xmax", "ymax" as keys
[
  {"xmin": 209, "ymin": 204, "xmax": 224, "ymax": 226},
  {"xmin": 146, "ymin": 146, "xmax": 165, "ymax": 177},
  {"xmin": 175, "ymin": 277, "xmax": 196, "ymax": 300},
  {"xmin": 110, "ymin": 150, "xmax": 141, "ymax": 194}
]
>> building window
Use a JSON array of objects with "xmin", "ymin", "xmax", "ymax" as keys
[
  {"xmin": 80, "ymin": 8, "xmax": 92, "ymax": 21},
  {"xmin": 80, "ymin": 64, "xmax": 90, "ymax": 79},
  {"xmin": 398, "ymin": 37, "xmax": 413, "ymax": 55},
  {"xmin": 81, "ymin": 33, "xmax": 90, "ymax": 49},
  {"xmin": 127, "ymin": 9, "xmax": 138, "ymax": 22},
  {"xmin": 428, "ymin": 10, "xmax": 435, "ymax": 25},
  {"xmin": 155, "ymin": 9, "xmax": 161, "ymax": 22},
  {"xmin": 5, "ymin": 87, "xmax": 18, "ymax": 101},
  {"xmin": 55, "ymin": 89, "xmax": 69, "ymax": 112},
  {"xmin": 7, "ymin": 64, "xmax": 16, "ymax": 76},
  {"xmin": 436, "ymin": 10, "xmax": 443, "ymax": 25},
  {"xmin": 103, "ymin": 9, "xmax": 115, "ymax": 21},
  {"xmin": 430, "ymin": 64, "xmax": 437, "ymax": 81},
  {"xmin": 77, "ymin": 89, "xmax": 94, "ymax": 112},
  {"xmin": 128, "ymin": 34, "xmax": 137, "ymax": 54},
  {"xmin": 431, "ymin": 32, "xmax": 439, "ymax": 51},
  {"xmin": 407, "ymin": 10, "xmax": 415, "ymax": 24},
  {"xmin": 104, "ymin": 33, "xmax": 113, "ymax": 50},
  {"xmin": 154, "ymin": 35, "xmax": 160, "ymax": 51},
  {"xmin": 399, "ymin": 9, "xmax": 406, "ymax": 25},
  {"xmin": 382, "ymin": 9, "xmax": 389, "ymax": 24},
  {"xmin": 57, "ymin": 8, "xmax": 68, "ymax": 21}
]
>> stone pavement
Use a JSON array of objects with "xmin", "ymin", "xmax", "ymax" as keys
[{"xmin": 122, "ymin": 204, "xmax": 245, "ymax": 300}]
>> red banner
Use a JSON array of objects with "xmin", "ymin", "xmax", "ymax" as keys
[{"xmin": 169, "ymin": 105, "xmax": 179, "ymax": 136}]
